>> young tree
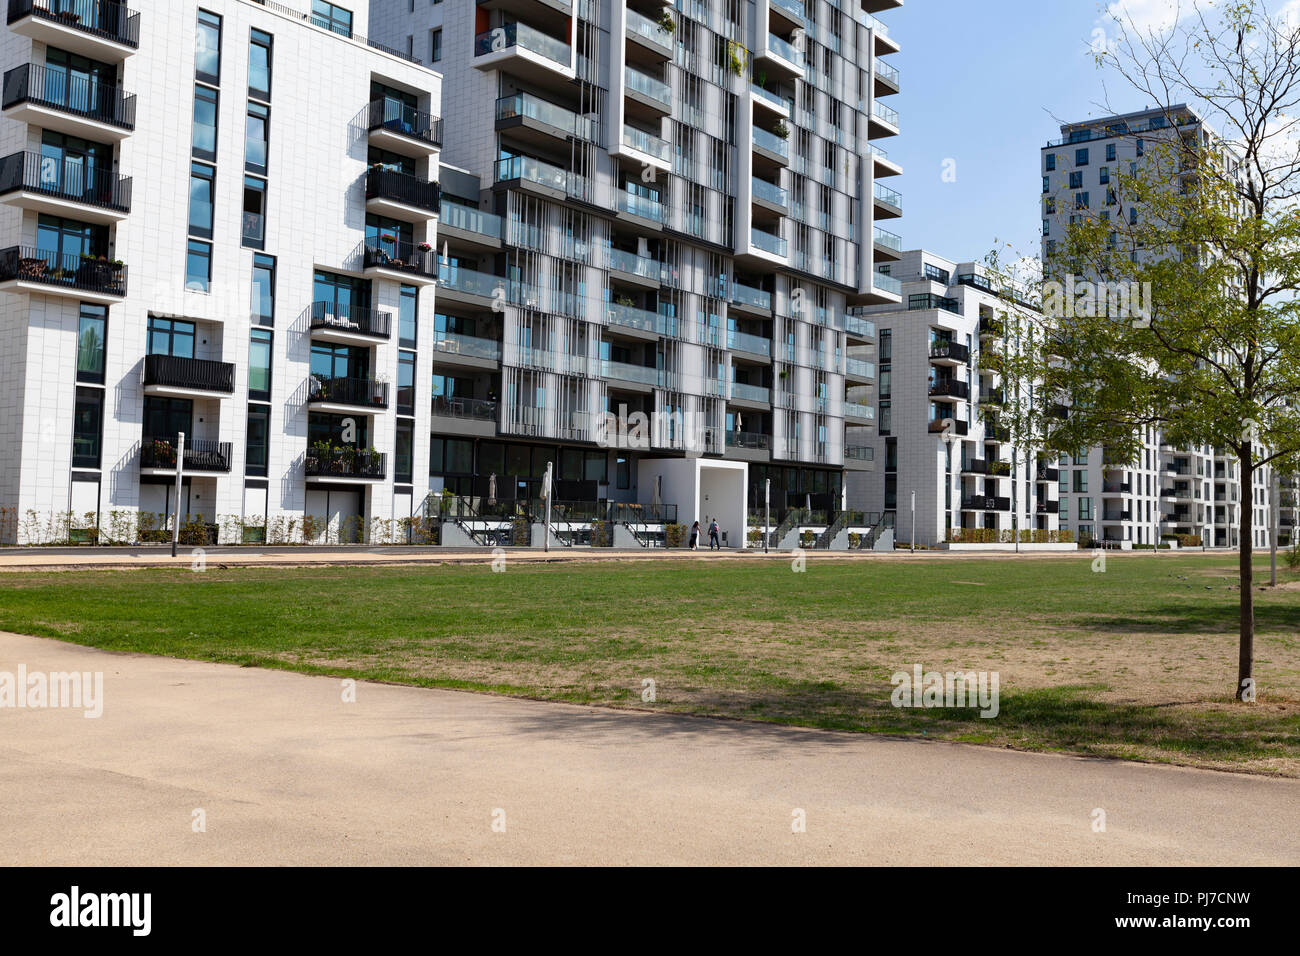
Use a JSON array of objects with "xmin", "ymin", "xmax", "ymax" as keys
[{"xmin": 1002, "ymin": 0, "xmax": 1300, "ymax": 701}]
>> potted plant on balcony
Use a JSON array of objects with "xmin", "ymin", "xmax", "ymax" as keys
[
  {"xmin": 772, "ymin": 120, "xmax": 790, "ymax": 139},
  {"xmin": 307, "ymin": 440, "xmax": 332, "ymax": 473},
  {"xmin": 417, "ymin": 241, "xmax": 432, "ymax": 253},
  {"xmin": 371, "ymin": 374, "xmax": 388, "ymax": 404},
  {"xmin": 151, "ymin": 439, "xmax": 176, "ymax": 468},
  {"xmin": 657, "ymin": 10, "xmax": 676, "ymax": 34}
]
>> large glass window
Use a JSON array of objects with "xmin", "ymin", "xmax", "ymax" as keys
[
  {"xmin": 77, "ymin": 305, "xmax": 106, "ymax": 384},
  {"xmin": 313, "ymin": 270, "xmax": 370, "ymax": 316},
  {"xmin": 192, "ymin": 85, "xmax": 218, "ymax": 160},
  {"xmin": 249, "ymin": 29, "xmax": 272, "ymax": 100},
  {"xmin": 398, "ymin": 284, "xmax": 418, "ymax": 348},
  {"xmin": 395, "ymin": 421, "xmax": 413, "ymax": 484},
  {"xmin": 245, "ymin": 102, "xmax": 269, "ymax": 173},
  {"xmin": 186, "ymin": 240, "xmax": 211, "ymax": 292},
  {"xmin": 249, "ymin": 328, "xmax": 272, "ymax": 401},
  {"xmin": 310, "ymin": 342, "xmax": 367, "ymax": 380},
  {"xmin": 43, "ymin": 48, "xmax": 117, "ymax": 116},
  {"xmin": 38, "ymin": 131, "xmax": 112, "ymax": 203},
  {"xmin": 73, "ymin": 387, "xmax": 103, "ymax": 468},
  {"xmin": 251, "ymin": 253, "xmax": 275, "ymax": 326},
  {"xmin": 195, "ymin": 10, "xmax": 222, "ymax": 83},
  {"xmin": 148, "ymin": 317, "xmax": 196, "ymax": 358},
  {"xmin": 143, "ymin": 396, "xmax": 194, "ymax": 440},
  {"xmin": 311, "ymin": 1, "xmax": 353, "ymax": 37},
  {"xmin": 245, "ymin": 405, "xmax": 269, "ymax": 477},
  {"xmin": 397, "ymin": 351, "xmax": 415, "ymax": 415},
  {"xmin": 36, "ymin": 213, "xmax": 107, "ymax": 261},
  {"xmin": 189, "ymin": 162, "xmax": 214, "ymax": 238},
  {"xmin": 242, "ymin": 176, "xmax": 266, "ymax": 249}
]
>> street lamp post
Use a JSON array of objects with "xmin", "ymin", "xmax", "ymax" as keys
[{"xmin": 170, "ymin": 432, "xmax": 185, "ymax": 558}]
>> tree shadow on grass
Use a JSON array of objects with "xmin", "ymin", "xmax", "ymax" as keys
[{"xmin": 1070, "ymin": 601, "xmax": 1300, "ymax": 636}]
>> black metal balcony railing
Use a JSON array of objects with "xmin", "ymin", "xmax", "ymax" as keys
[
  {"xmin": 360, "ymin": 238, "xmax": 437, "ymax": 280},
  {"xmin": 305, "ymin": 446, "xmax": 385, "ymax": 479},
  {"xmin": 929, "ymin": 340, "xmax": 971, "ymax": 363},
  {"xmin": 928, "ymin": 418, "xmax": 969, "ymax": 436},
  {"xmin": 987, "ymin": 460, "xmax": 1012, "ymax": 477},
  {"xmin": 143, "ymin": 353, "xmax": 235, "ymax": 393},
  {"xmin": 308, "ymin": 300, "xmax": 392, "ymax": 340},
  {"xmin": 0, "ymin": 244, "xmax": 126, "ymax": 296},
  {"xmin": 8, "ymin": 0, "xmax": 141, "ymax": 49},
  {"xmin": 365, "ymin": 165, "xmax": 440, "ymax": 214},
  {"xmin": 1036, "ymin": 465, "xmax": 1061, "ymax": 482},
  {"xmin": 140, "ymin": 437, "xmax": 232, "ymax": 473},
  {"xmin": 1035, "ymin": 501, "xmax": 1056, "ymax": 514},
  {"xmin": 1102, "ymin": 482, "xmax": 1133, "ymax": 494},
  {"xmin": 431, "ymin": 395, "xmax": 498, "ymax": 421},
  {"xmin": 367, "ymin": 97, "xmax": 442, "ymax": 148},
  {"xmin": 962, "ymin": 495, "xmax": 1011, "ymax": 512},
  {"xmin": 929, "ymin": 379, "xmax": 970, "ymax": 400},
  {"xmin": 725, "ymin": 430, "xmax": 771, "ymax": 450},
  {"xmin": 308, "ymin": 375, "xmax": 388, "ymax": 409},
  {"xmin": 1103, "ymin": 511, "xmax": 1133, "ymax": 522},
  {"xmin": 844, "ymin": 445, "xmax": 874, "ymax": 461},
  {"xmin": 985, "ymin": 423, "xmax": 1011, "ymax": 442},
  {"xmin": 2, "ymin": 62, "xmax": 136, "ymax": 129},
  {"xmin": 980, "ymin": 388, "xmax": 1005, "ymax": 406},
  {"xmin": 962, "ymin": 458, "xmax": 988, "ymax": 474},
  {"xmin": 0, "ymin": 150, "xmax": 131, "ymax": 211}
]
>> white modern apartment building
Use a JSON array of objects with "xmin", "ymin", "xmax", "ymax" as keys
[
  {"xmin": 365, "ymin": 0, "xmax": 902, "ymax": 543},
  {"xmin": 0, "ymin": 0, "xmax": 443, "ymax": 544},
  {"xmin": 848, "ymin": 250, "xmax": 1060, "ymax": 547},
  {"xmin": 1040, "ymin": 105, "xmax": 1276, "ymax": 548}
]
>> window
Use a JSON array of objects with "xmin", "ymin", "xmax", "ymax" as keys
[
  {"xmin": 195, "ymin": 10, "xmax": 222, "ymax": 83},
  {"xmin": 249, "ymin": 328, "xmax": 273, "ymax": 401},
  {"xmin": 1042, "ymin": 175, "xmax": 1050, "ymax": 194},
  {"xmin": 399, "ymin": 284, "xmax": 417, "ymax": 348},
  {"xmin": 395, "ymin": 421, "xmax": 413, "ymax": 483},
  {"xmin": 311, "ymin": 1, "xmax": 352, "ymax": 37},
  {"xmin": 1106, "ymin": 143, "xmax": 1116, "ymax": 162},
  {"xmin": 245, "ymin": 102, "xmax": 269, "ymax": 173},
  {"xmin": 314, "ymin": 270, "xmax": 371, "ymax": 317},
  {"xmin": 189, "ymin": 162, "xmax": 214, "ymax": 238},
  {"xmin": 73, "ymin": 387, "xmax": 103, "ymax": 468},
  {"xmin": 251, "ymin": 253, "xmax": 275, "ymax": 326},
  {"xmin": 1099, "ymin": 166, "xmax": 1110, "ymax": 184},
  {"xmin": 1073, "ymin": 470, "xmax": 1088, "ymax": 493},
  {"xmin": 1045, "ymin": 153, "xmax": 1056, "ymax": 171},
  {"xmin": 1069, "ymin": 171, "xmax": 1083, "ymax": 189},
  {"xmin": 924, "ymin": 263, "xmax": 950, "ymax": 284},
  {"xmin": 1130, "ymin": 207, "xmax": 1138, "ymax": 225},
  {"xmin": 186, "ymin": 239, "xmax": 211, "ymax": 292},
  {"xmin": 1079, "ymin": 497, "xmax": 1093, "ymax": 520},
  {"xmin": 242, "ymin": 176, "xmax": 266, "ymax": 249},
  {"xmin": 143, "ymin": 397, "xmax": 194, "ymax": 444},
  {"xmin": 1136, "ymin": 138, "xmax": 1144, "ymax": 156},
  {"xmin": 76, "ymin": 305, "xmax": 107, "ymax": 384},
  {"xmin": 249, "ymin": 29, "xmax": 272, "ymax": 100},
  {"xmin": 429, "ymin": 28, "xmax": 442, "ymax": 63},
  {"xmin": 1044, "ymin": 197, "xmax": 1055, "ymax": 214},
  {"xmin": 1043, "ymin": 220, "xmax": 1050, "ymax": 236},
  {"xmin": 148, "ymin": 317, "xmax": 196, "ymax": 357},
  {"xmin": 192, "ymin": 85, "xmax": 218, "ymax": 161},
  {"xmin": 245, "ymin": 405, "xmax": 269, "ymax": 477},
  {"xmin": 1075, "ymin": 147, "xmax": 1089, "ymax": 166},
  {"xmin": 397, "ymin": 351, "xmax": 415, "ymax": 415},
  {"xmin": 1059, "ymin": 498, "xmax": 1068, "ymax": 520},
  {"xmin": 1075, "ymin": 192, "xmax": 1089, "ymax": 209},
  {"xmin": 1058, "ymin": 470, "xmax": 1068, "ymax": 495}
]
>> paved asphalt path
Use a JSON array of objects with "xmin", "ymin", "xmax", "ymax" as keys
[{"xmin": 2, "ymin": 631, "xmax": 1295, "ymax": 865}]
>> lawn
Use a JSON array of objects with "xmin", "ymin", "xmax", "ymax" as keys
[{"xmin": 1, "ymin": 552, "xmax": 1297, "ymax": 775}]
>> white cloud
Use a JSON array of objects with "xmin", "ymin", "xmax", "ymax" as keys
[{"xmin": 1104, "ymin": 0, "xmax": 1187, "ymax": 35}]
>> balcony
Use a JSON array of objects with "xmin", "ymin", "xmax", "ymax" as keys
[
  {"xmin": 474, "ymin": 21, "xmax": 574, "ymax": 83},
  {"xmin": 364, "ymin": 166, "xmax": 439, "ymax": 219},
  {"xmin": 873, "ymin": 225, "xmax": 903, "ymax": 260},
  {"xmin": 845, "ymin": 402, "xmax": 875, "ymax": 421},
  {"xmin": 624, "ymin": 66, "xmax": 671, "ymax": 114},
  {"xmin": 930, "ymin": 341, "xmax": 971, "ymax": 364},
  {"xmin": 873, "ymin": 58, "xmax": 900, "ymax": 95},
  {"xmin": 439, "ymin": 200, "xmax": 502, "ymax": 251},
  {"xmin": 624, "ymin": 8, "xmax": 673, "ymax": 59},
  {"xmin": 365, "ymin": 98, "xmax": 442, "ymax": 155},
  {"xmin": 987, "ymin": 460, "xmax": 1011, "ymax": 477},
  {"xmin": 606, "ymin": 301, "xmax": 668, "ymax": 337},
  {"xmin": 616, "ymin": 188, "xmax": 665, "ymax": 227},
  {"xmin": 749, "ymin": 227, "xmax": 787, "ymax": 259},
  {"xmin": 142, "ymin": 354, "xmax": 234, "ymax": 398},
  {"xmin": 873, "ymin": 181, "xmax": 902, "ymax": 218},
  {"xmin": 304, "ymin": 446, "xmax": 386, "ymax": 481},
  {"xmin": 750, "ymin": 83, "xmax": 791, "ymax": 118},
  {"xmin": 600, "ymin": 359, "xmax": 665, "ymax": 389},
  {"xmin": 928, "ymin": 379, "xmax": 969, "ymax": 401},
  {"xmin": 762, "ymin": 32, "xmax": 804, "ymax": 76},
  {"xmin": 495, "ymin": 91, "xmax": 593, "ymax": 143},
  {"xmin": 2, "ymin": 63, "xmax": 135, "ymax": 140},
  {"xmin": 1102, "ymin": 510, "xmax": 1133, "ymax": 522},
  {"xmin": 139, "ymin": 437, "xmax": 231, "ymax": 474},
  {"xmin": 621, "ymin": 124, "xmax": 671, "ymax": 170},
  {"xmin": 726, "ymin": 430, "xmax": 771, "ymax": 450},
  {"xmin": 873, "ymin": 270, "xmax": 903, "ymax": 296},
  {"xmin": 930, "ymin": 418, "xmax": 969, "ymax": 436},
  {"xmin": 1035, "ymin": 501, "xmax": 1056, "ymax": 515},
  {"xmin": 432, "ymin": 332, "xmax": 502, "ymax": 366},
  {"xmin": 1102, "ymin": 481, "xmax": 1133, "ymax": 495},
  {"xmin": 606, "ymin": 246, "xmax": 659, "ymax": 287},
  {"xmin": 495, "ymin": 153, "xmax": 570, "ymax": 199},
  {"xmin": 7, "ymin": 1, "xmax": 140, "ymax": 60},
  {"xmin": 0, "ymin": 150, "xmax": 130, "ymax": 223},
  {"xmin": 979, "ymin": 388, "xmax": 1005, "ymax": 406},
  {"xmin": 845, "ymin": 445, "xmax": 875, "ymax": 470},
  {"xmin": 752, "ymin": 125, "xmax": 791, "ymax": 165},
  {"xmin": 0, "ymin": 245, "xmax": 125, "ymax": 302},
  {"xmin": 962, "ymin": 495, "xmax": 1011, "ymax": 512},
  {"xmin": 845, "ymin": 357, "xmax": 874, "ymax": 381},
  {"xmin": 868, "ymin": 99, "xmax": 899, "ymax": 138},
  {"xmin": 1036, "ymin": 464, "xmax": 1060, "ymax": 482},
  {"xmin": 751, "ymin": 175, "xmax": 789, "ymax": 213},
  {"xmin": 845, "ymin": 315, "xmax": 875, "ymax": 340},
  {"xmin": 985, "ymin": 423, "xmax": 1011, "ymax": 442},
  {"xmin": 728, "ymin": 329, "xmax": 771, "ymax": 359},
  {"xmin": 308, "ymin": 375, "xmax": 389, "ymax": 412},
  {"xmin": 962, "ymin": 458, "xmax": 988, "ymax": 475},
  {"xmin": 431, "ymin": 395, "xmax": 499, "ymax": 429},
  {"xmin": 730, "ymin": 381, "xmax": 771, "ymax": 405},
  {"xmin": 727, "ymin": 280, "xmax": 772, "ymax": 316},
  {"xmin": 437, "ymin": 260, "xmax": 506, "ymax": 308},
  {"xmin": 308, "ymin": 302, "xmax": 392, "ymax": 344},
  {"xmin": 359, "ymin": 237, "xmax": 437, "ymax": 284},
  {"xmin": 769, "ymin": 0, "xmax": 804, "ymax": 27}
]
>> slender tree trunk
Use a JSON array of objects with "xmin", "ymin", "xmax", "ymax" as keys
[{"xmin": 1237, "ymin": 449, "xmax": 1254, "ymax": 701}]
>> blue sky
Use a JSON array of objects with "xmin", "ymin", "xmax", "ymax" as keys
[{"xmin": 883, "ymin": 0, "xmax": 1143, "ymax": 264}]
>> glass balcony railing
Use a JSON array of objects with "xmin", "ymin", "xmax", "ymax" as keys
[
  {"xmin": 622, "ymin": 125, "xmax": 671, "ymax": 162},
  {"xmin": 606, "ymin": 247, "xmax": 658, "ymax": 280},
  {"xmin": 874, "ymin": 182, "xmax": 903, "ymax": 207},
  {"xmin": 767, "ymin": 33, "xmax": 804, "ymax": 69},
  {"xmin": 844, "ymin": 402, "xmax": 875, "ymax": 420},
  {"xmin": 605, "ymin": 301, "xmax": 666, "ymax": 334},
  {"xmin": 617, "ymin": 189, "xmax": 665, "ymax": 222},
  {"xmin": 439, "ymin": 200, "xmax": 502, "ymax": 240},
  {"xmin": 770, "ymin": 0, "xmax": 804, "ymax": 21},
  {"xmin": 437, "ymin": 260, "xmax": 504, "ymax": 299},
  {"xmin": 873, "ymin": 271, "xmax": 902, "ymax": 294},
  {"xmin": 495, "ymin": 154, "xmax": 568, "ymax": 191},
  {"xmin": 873, "ymin": 225, "xmax": 903, "ymax": 252},
  {"xmin": 474, "ymin": 22, "xmax": 571, "ymax": 67},
  {"xmin": 624, "ymin": 66, "xmax": 671, "ymax": 106},
  {"xmin": 845, "ymin": 357, "xmax": 875, "ymax": 379},
  {"xmin": 751, "ymin": 84, "xmax": 791, "ymax": 113},
  {"xmin": 872, "ymin": 100, "xmax": 899, "ymax": 127},
  {"xmin": 730, "ymin": 382, "xmax": 771, "ymax": 404},
  {"xmin": 496, "ymin": 92, "xmax": 587, "ymax": 138},
  {"xmin": 729, "ymin": 281, "xmax": 771, "ymax": 311},
  {"xmin": 727, "ymin": 330, "xmax": 771, "ymax": 356},
  {"xmin": 752, "ymin": 125, "xmax": 791, "ymax": 158},
  {"xmin": 845, "ymin": 315, "xmax": 875, "ymax": 338},
  {"xmin": 750, "ymin": 228, "xmax": 787, "ymax": 257},
  {"xmin": 625, "ymin": 8, "xmax": 672, "ymax": 49},
  {"xmin": 600, "ymin": 359, "xmax": 664, "ymax": 387},
  {"xmin": 751, "ymin": 176, "xmax": 788, "ymax": 208},
  {"xmin": 431, "ymin": 332, "xmax": 501, "ymax": 360},
  {"xmin": 874, "ymin": 59, "xmax": 900, "ymax": 85}
]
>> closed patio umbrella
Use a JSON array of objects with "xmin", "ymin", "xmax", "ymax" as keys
[{"xmin": 488, "ymin": 472, "xmax": 497, "ymax": 506}]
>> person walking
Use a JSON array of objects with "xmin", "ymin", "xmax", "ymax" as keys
[
  {"xmin": 708, "ymin": 519, "xmax": 721, "ymax": 550},
  {"xmin": 688, "ymin": 520, "xmax": 700, "ymax": 550}
]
